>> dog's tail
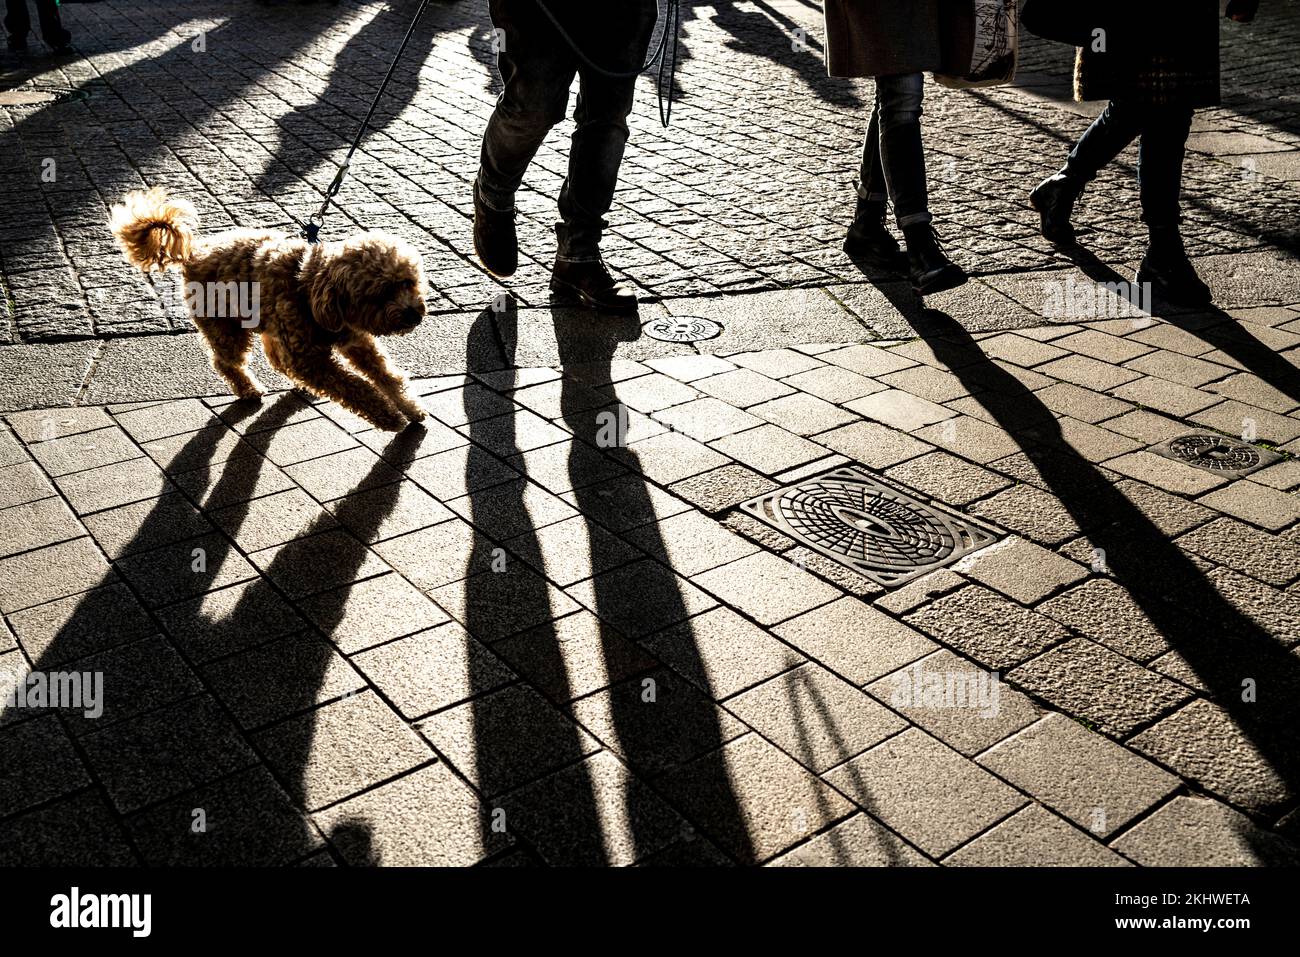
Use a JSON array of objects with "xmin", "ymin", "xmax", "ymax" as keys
[{"xmin": 109, "ymin": 187, "xmax": 198, "ymax": 273}]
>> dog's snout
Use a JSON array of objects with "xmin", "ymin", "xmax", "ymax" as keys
[{"xmin": 400, "ymin": 306, "xmax": 422, "ymax": 327}]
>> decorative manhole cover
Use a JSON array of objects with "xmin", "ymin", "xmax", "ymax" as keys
[
  {"xmin": 0, "ymin": 88, "xmax": 84, "ymax": 107},
  {"xmin": 741, "ymin": 466, "xmax": 1002, "ymax": 587},
  {"xmin": 1151, "ymin": 433, "xmax": 1281, "ymax": 477},
  {"xmin": 643, "ymin": 315, "xmax": 722, "ymax": 343}
]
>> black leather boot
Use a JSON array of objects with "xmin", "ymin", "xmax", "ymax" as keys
[
  {"xmin": 1138, "ymin": 226, "xmax": 1212, "ymax": 307},
  {"xmin": 550, "ymin": 257, "xmax": 638, "ymax": 312},
  {"xmin": 844, "ymin": 198, "xmax": 902, "ymax": 266},
  {"xmin": 472, "ymin": 176, "xmax": 518, "ymax": 278},
  {"xmin": 903, "ymin": 224, "xmax": 967, "ymax": 297},
  {"xmin": 1029, "ymin": 168, "xmax": 1084, "ymax": 246}
]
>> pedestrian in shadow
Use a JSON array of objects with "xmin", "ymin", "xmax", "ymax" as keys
[
  {"xmin": 1029, "ymin": 0, "xmax": 1260, "ymax": 306},
  {"xmin": 4, "ymin": 0, "xmax": 71, "ymax": 52},
  {"xmin": 472, "ymin": 0, "xmax": 659, "ymax": 312},
  {"xmin": 827, "ymin": 0, "xmax": 973, "ymax": 296}
]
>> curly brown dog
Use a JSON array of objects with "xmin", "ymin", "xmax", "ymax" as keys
[{"xmin": 109, "ymin": 188, "xmax": 427, "ymax": 432}]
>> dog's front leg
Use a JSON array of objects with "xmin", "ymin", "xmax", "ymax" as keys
[
  {"xmin": 292, "ymin": 355, "xmax": 410, "ymax": 432},
  {"xmin": 339, "ymin": 336, "xmax": 425, "ymax": 423}
]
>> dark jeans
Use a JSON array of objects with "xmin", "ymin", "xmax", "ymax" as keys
[
  {"xmin": 1065, "ymin": 100, "xmax": 1195, "ymax": 228},
  {"xmin": 4, "ymin": 0, "xmax": 68, "ymax": 44},
  {"xmin": 478, "ymin": 0, "xmax": 657, "ymax": 261},
  {"xmin": 857, "ymin": 73, "xmax": 931, "ymax": 230}
]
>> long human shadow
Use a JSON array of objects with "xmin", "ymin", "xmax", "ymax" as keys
[
  {"xmin": 1, "ymin": 0, "xmax": 360, "ymax": 259},
  {"xmin": 548, "ymin": 302, "xmax": 757, "ymax": 865},
  {"xmin": 1061, "ymin": 245, "xmax": 1300, "ymax": 411},
  {"xmin": 3, "ymin": 392, "xmax": 409, "ymax": 864},
  {"xmin": 678, "ymin": 0, "xmax": 862, "ymax": 109},
  {"xmin": 462, "ymin": 300, "xmax": 607, "ymax": 862},
  {"xmin": 254, "ymin": 0, "xmax": 464, "ymax": 196},
  {"xmin": 892, "ymin": 301, "xmax": 1300, "ymax": 853}
]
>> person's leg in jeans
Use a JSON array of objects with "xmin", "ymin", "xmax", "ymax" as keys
[
  {"xmin": 1031, "ymin": 99, "xmax": 1143, "ymax": 244},
  {"xmin": 866, "ymin": 73, "xmax": 964, "ymax": 294},
  {"xmin": 1134, "ymin": 106, "xmax": 1209, "ymax": 304},
  {"xmin": 473, "ymin": 0, "xmax": 577, "ymax": 277},
  {"xmin": 873, "ymin": 73, "xmax": 931, "ymax": 231},
  {"xmin": 844, "ymin": 96, "xmax": 902, "ymax": 262},
  {"xmin": 549, "ymin": 0, "xmax": 656, "ymax": 309}
]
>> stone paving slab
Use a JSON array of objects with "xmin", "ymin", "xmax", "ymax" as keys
[
  {"xmin": 1, "ymin": 310, "xmax": 1300, "ymax": 866},
  {"xmin": 2, "ymin": 0, "xmax": 1300, "ymax": 868}
]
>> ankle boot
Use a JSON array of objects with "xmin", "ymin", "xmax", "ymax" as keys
[
  {"xmin": 844, "ymin": 198, "xmax": 902, "ymax": 265},
  {"xmin": 550, "ymin": 257, "xmax": 639, "ymax": 312},
  {"xmin": 1029, "ymin": 168, "xmax": 1084, "ymax": 246},
  {"xmin": 472, "ymin": 176, "xmax": 518, "ymax": 278},
  {"xmin": 1138, "ymin": 227, "xmax": 1212, "ymax": 307},
  {"xmin": 903, "ymin": 224, "xmax": 968, "ymax": 297}
]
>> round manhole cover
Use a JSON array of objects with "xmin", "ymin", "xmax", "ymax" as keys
[
  {"xmin": 643, "ymin": 315, "xmax": 722, "ymax": 343},
  {"xmin": 0, "ymin": 88, "xmax": 84, "ymax": 107},
  {"xmin": 1167, "ymin": 434, "xmax": 1261, "ymax": 472}
]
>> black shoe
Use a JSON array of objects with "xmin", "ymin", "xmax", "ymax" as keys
[
  {"xmin": 1029, "ymin": 169, "xmax": 1083, "ymax": 246},
  {"xmin": 903, "ymin": 224, "xmax": 968, "ymax": 297},
  {"xmin": 7, "ymin": 34, "xmax": 27, "ymax": 52},
  {"xmin": 472, "ymin": 176, "xmax": 517, "ymax": 278},
  {"xmin": 1138, "ymin": 228, "xmax": 1212, "ymax": 307},
  {"xmin": 843, "ymin": 198, "xmax": 902, "ymax": 266},
  {"xmin": 550, "ymin": 257, "xmax": 638, "ymax": 312}
]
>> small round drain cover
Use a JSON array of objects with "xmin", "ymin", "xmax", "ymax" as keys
[
  {"xmin": 1168, "ymin": 434, "xmax": 1261, "ymax": 472},
  {"xmin": 643, "ymin": 316, "xmax": 722, "ymax": 343},
  {"xmin": 0, "ymin": 89, "xmax": 81, "ymax": 107}
]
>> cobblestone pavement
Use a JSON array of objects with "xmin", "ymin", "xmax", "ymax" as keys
[
  {"xmin": 0, "ymin": 0, "xmax": 1299, "ymax": 341},
  {"xmin": 2, "ymin": 1, "xmax": 1300, "ymax": 867}
]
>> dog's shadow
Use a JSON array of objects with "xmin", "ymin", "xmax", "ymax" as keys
[{"xmin": 0, "ymin": 393, "xmax": 413, "ymax": 865}]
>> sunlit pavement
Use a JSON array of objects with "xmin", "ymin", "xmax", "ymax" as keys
[{"xmin": 1, "ymin": 1, "xmax": 1299, "ymax": 866}]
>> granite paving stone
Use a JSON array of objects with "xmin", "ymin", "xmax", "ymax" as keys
[
  {"xmin": 1128, "ymin": 700, "xmax": 1298, "ymax": 815},
  {"xmin": 657, "ymin": 732, "xmax": 855, "ymax": 863},
  {"xmin": 944, "ymin": 804, "xmax": 1130, "ymax": 867},
  {"xmin": 693, "ymin": 551, "xmax": 841, "ymax": 627},
  {"xmin": 865, "ymin": 649, "xmax": 1042, "ymax": 757},
  {"xmin": 726, "ymin": 662, "xmax": 907, "ymax": 773},
  {"xmin": 314, "ymin": 763, "xmax": 510, "ymax": 867},
  {"xmin": 904, "ymin": 586, "xmax": 1070, "ymax": 671},
  {"xmin": 0, "ymin": 496, "xmax": 86, "ymax": 559},
  {"xmin": 352, "ymin": 623, "xmax": 515, "ymax": 719},
  {"xmin": 418, "ymin": 683, "xmax": 600, "ymax": 798},
  {"xmin": 0, "ymin": 537, "xmax": 113, "ymax": 614},
  {"xmin": 254, "ymin": 691, "xmax": 432, "ymax": 812},
  {"xmin": 766, "ymin": 813, "xmax": 931, "ymax": 867},
  {"xmin": 644, "ymin": 606, "xmax": 800, "ymax": 700},
  {"xmin": 27, "ymin": 426, "xmax": 141, "ymax": 478},
  {"xmin": 1110, "ymin": 795, "xmax": 1300, "ymax": 866},
  {"xmin": 951, "ymin": 537, "xmax": 1088, "ymax": 605},
  {"xmin": 1007, "ymin": 637, "xmax": 1192, "ymax": 737},
  {"xmin": 978, "ymin": 714, "xmax": 1179, "ymax": 838},
  {"xmin": 825, "ymin": 728, "xmax": 1026, "ymax": 858},
  {"xmin": 774, "ymin": 596, "xmax": 938, "ymax": 685}
]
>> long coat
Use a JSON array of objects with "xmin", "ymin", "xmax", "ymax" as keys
[
  {"xmin": 1074, "ymin": 0, "xmax": 1223, "ymax": 108},
  {"xmin": 824, "ymin": 0, "xmax": 974, "ymax": 79}
]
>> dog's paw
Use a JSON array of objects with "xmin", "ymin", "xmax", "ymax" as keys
[
  {"xmin": 232, "ymin": 384, "xmax": 265, "ymax": 401},
  {"xmin": 373, "ymin": 410, "xmax": 410, "ymax": 433},
  {"xmin": 400, "ymin": 401, "xmax": 426, "ymax": 423}
]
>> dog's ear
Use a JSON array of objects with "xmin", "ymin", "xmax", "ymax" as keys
[{"xmin": 308, "ymin": 261, "xmax": 346, "ymax": 333}]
